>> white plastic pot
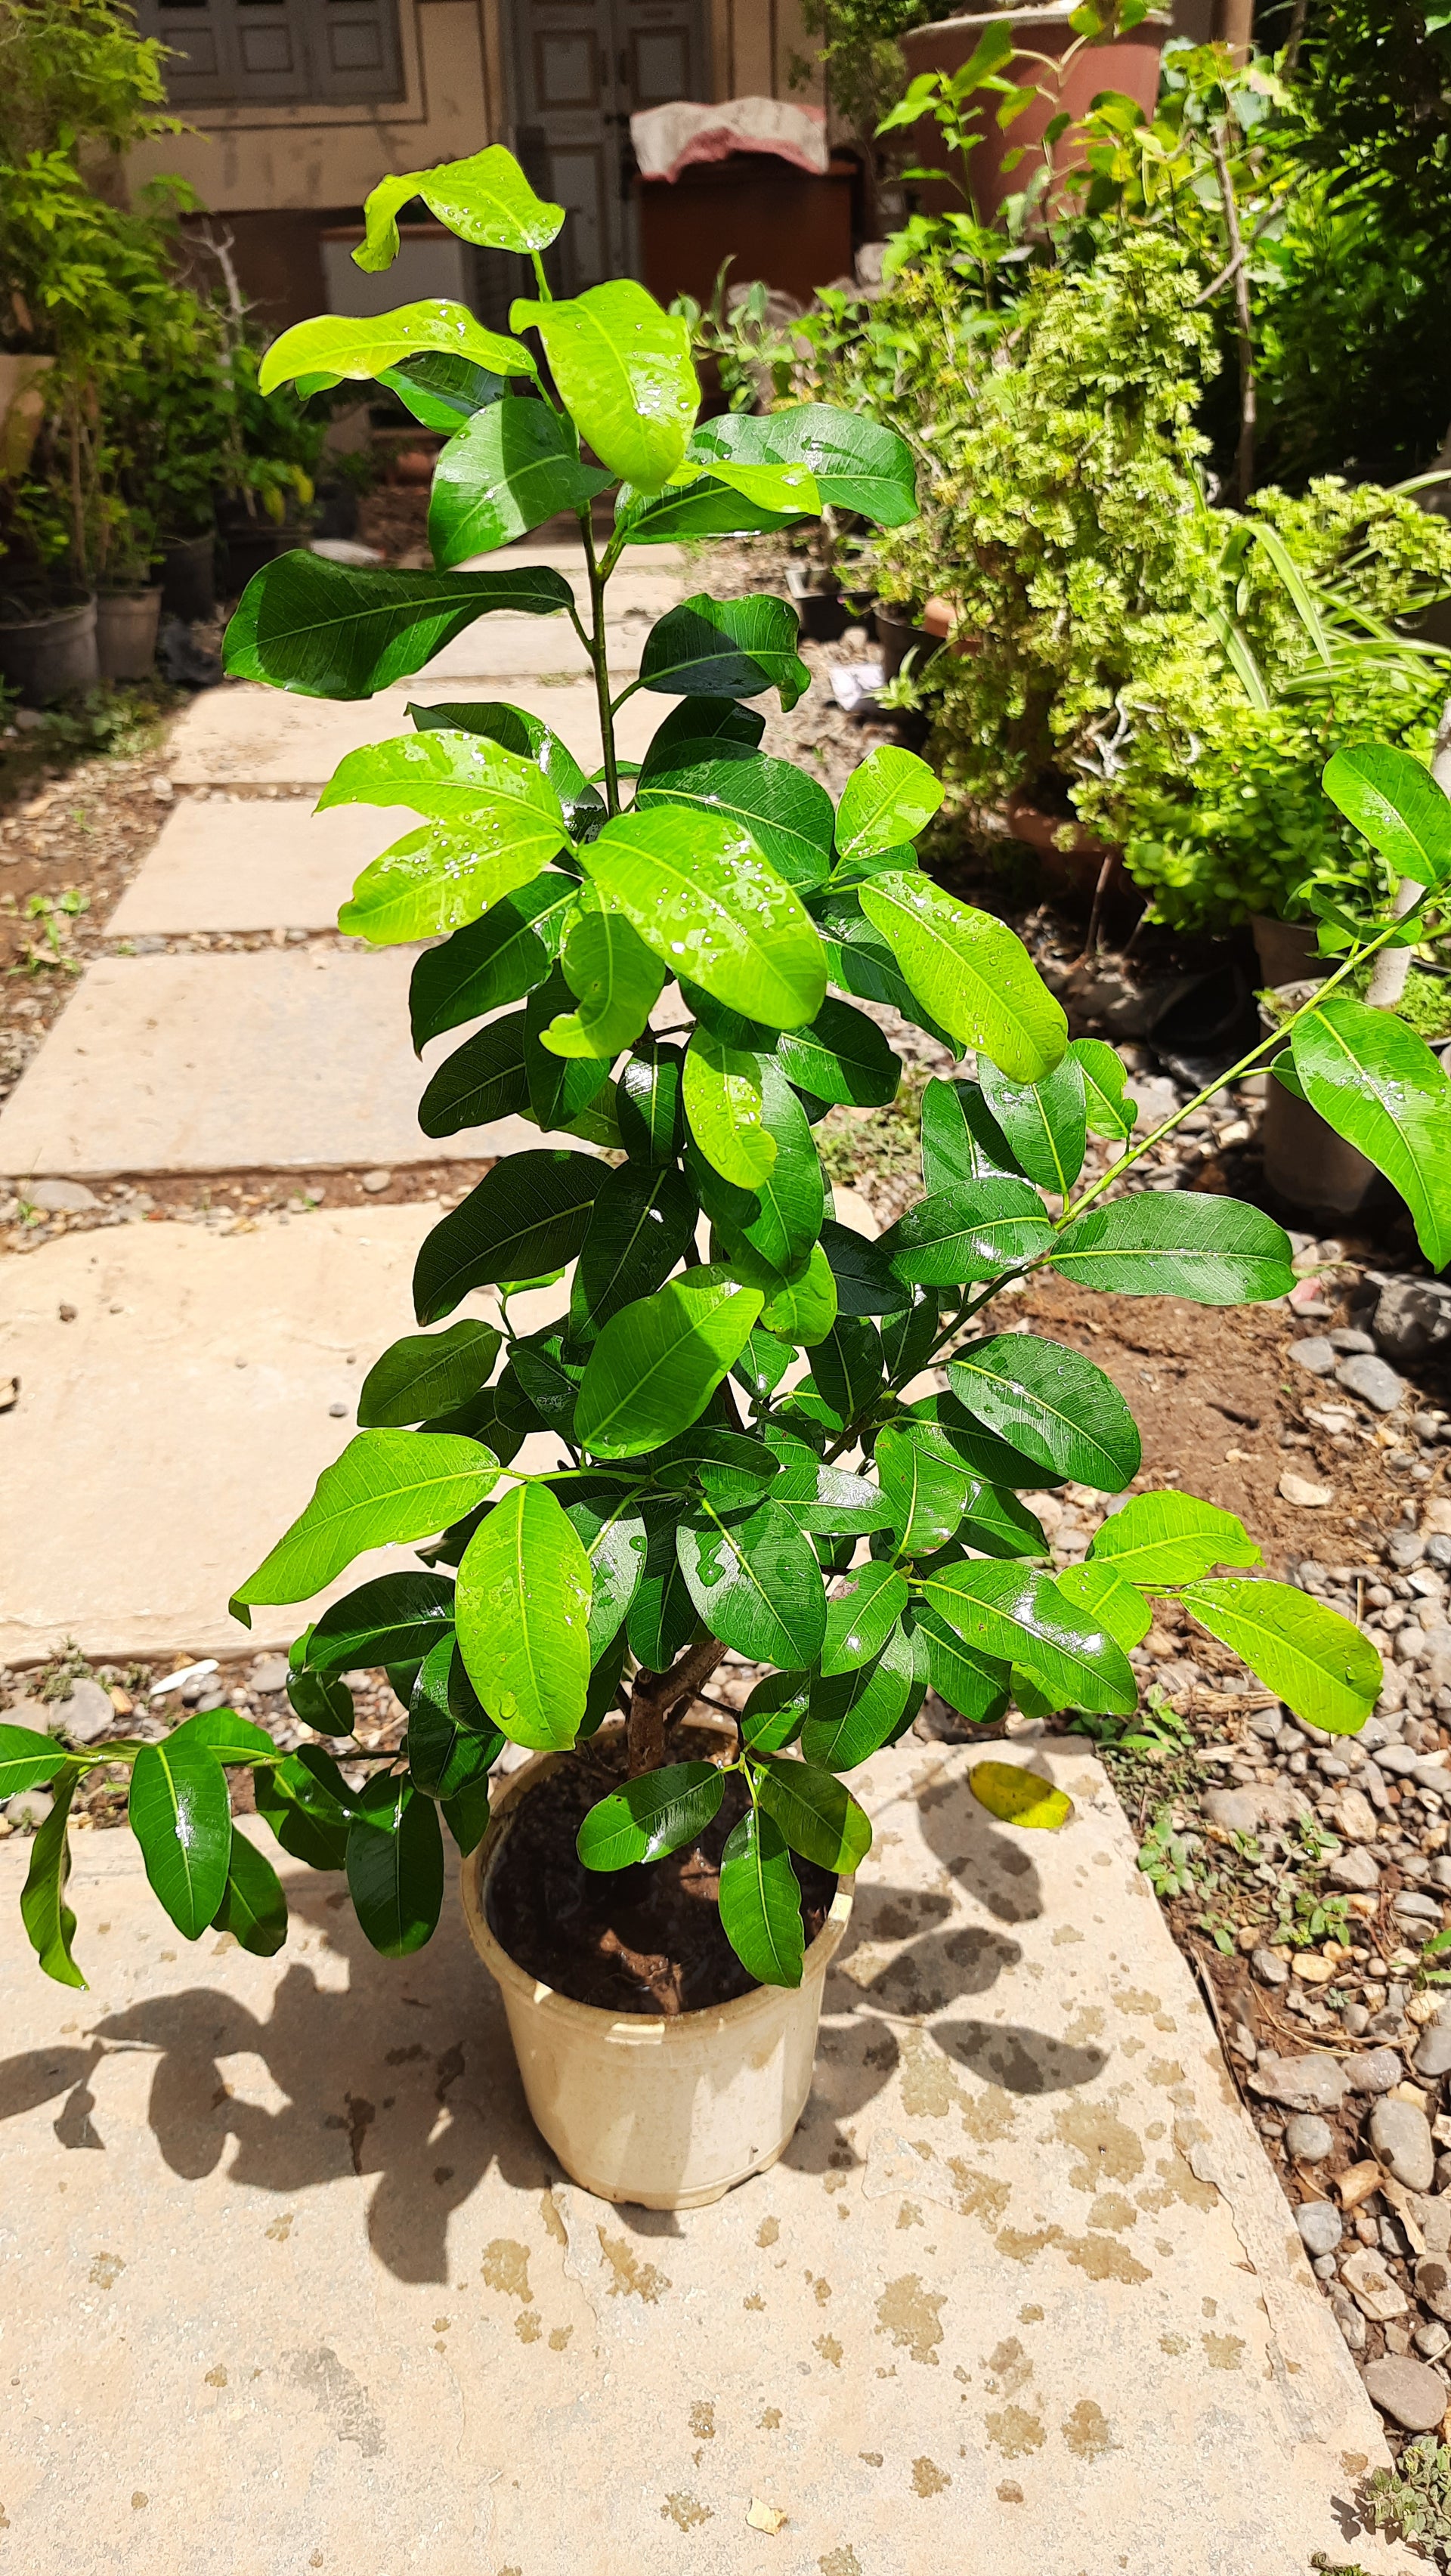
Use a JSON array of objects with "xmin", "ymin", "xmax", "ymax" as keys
[{"xmin": 461, "ymin": 1727, "xmax": 853, "ymax": 2210}]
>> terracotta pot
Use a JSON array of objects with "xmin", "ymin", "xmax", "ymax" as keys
[
  {"xmin": 901, "ymin": 5, "xmax": 1171, "ymax": 224},
  {"xmin": 461, "ymin": 1722, "xmax": 855, "ymax": 2211}
]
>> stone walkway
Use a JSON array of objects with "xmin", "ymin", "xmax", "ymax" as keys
[{"xmin": 0, "ymin": 1738, "xmax": 1410, "ymax": 2574}]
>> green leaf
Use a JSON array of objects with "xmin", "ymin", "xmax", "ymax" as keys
[
  {"xmin": 1055, "ymin": 1557, "xmax": 1152, "ymax": 1651},
  {"xmin": 224, "ymin": 557, "xmax": 572, "ymax": 701},
  {"xmin": 128, "ymin": 1738, "xmax": 233, "ymax": 1940},
  {"xmin": 652, "ymin": 1427, "xmax": 781, "ymax": 1504},
  {"xmin": 617, "ymin": 1037, "xmax": 685, "ymax": 1164},
  {"xmin": 543, "ymin": 901, "xmax": 666, "ymax": 1060},
  {"xmin": 618, "ymin": 474, "xmax": 805, "ymax": 545},
  {"xmin": 510, "ymin": 280, "xmax": 698, "ymax": 490},
  {"xmin": 912, "ymin": 1607, "xmax": 1011, "ymax": 1725},
  {"xmin": 232, "ymin": 1432, "xmax": 494, "ymax": 1613},
  {"xmin": 915, "ymin": 1560, "xmax": 1137, "ymax": 1716},
  {"xmin": 167, "ymin": 1709, "xmax": 278, "ymax": 1761},
  {"xmin": 1049, "ymin": 1192, "xmax": 1296, "ymax": 1303},
  {"xmin": 307, "ymin": 1571, "xmax": 456, "ymax": 1675},
  {"xmin": 691, "ymin": 401, "xmax": 917, "ymax": 527},
  {"xmin": 521, "ymin": 966, "xmax": 611, "ymax": 1129},
  {"xmin": 875, "ymin": 1423, "xmax": 967, "ymax": 1555},
  {"xmin": 948, "ymin": 1335, "xmax": 1140, "ymax": 1491},
  {"xmin": 978, "ymin": 1056, "xmax": 1086, "ymax": 1195},
  {"xmin": 358, "ymin": 1320, "xmax": 502, "ymax": 1428},
  {"xmin": 756, "ymin": 1759, "xmax": 872, "ymax": 1872},
  {"xmin": 583, "ymin": 806, "xmax": 825, "ymax": 1030},
  {"xmin": 1089, "ymin": 1491, "xmax": 1260, "ymax": 1585},
  {"xmin": 880, "ymin": 1285, "xmax": 939, "ymax": 1384},
  {"xmin": 722, "ymin": 1237, "xmax": 838, "ymax": 1347},
  {"xmin": 859, "ymin": 875, "xmax": 1067, "ymax": 1081},
  {"xmin": 253, "ymin": 1755, "xmax": 348, "ymax": 1872},
  {"xmin": 733, "ymin": 1056, "xmax": 827, "ymax": 1272},
  {"xmin": 456, "ymin": 1483, "xmax": 592, "ymax": 1748},
  {"xmin": 818, "ymin": 1217, "xmax": 909, "ymax": 1319},
  {"xmin": 408, "ymin": 1637, "xmax": 503, "ymax": 1798},
  {"xmin": 428, "ymin": 394, "xmax": 611, "ymax": 567},
  {"xmin": 959, "ymin": 1483, "xmax": 1056, "ymax": 1561},
  {"xmin": 919, "ymin": 1077, "xmax": 1023, "ymax": 1192},
  {"xmin": 821, "ymin": 1563, "xmax": 910, "ymax": 1675},
  {"xmin": 836, "ymin": 746, "xmax": 943, "ymax": 860},
  {"xmin": 878, "ymin": 1179, "xmax": 1052, "ymax": 1288},
  {"xmin": 414, "ymin": 1151, "xmax": 605, "ymax": 1324},
  {"xmin": 565, "ymin": 1491, "xmax": 651, "ymax": 1654},
  {"xmin": 418, "ymin": 1013, "xmax": 528, "ymax": 1140},
  {"xmin": 970, "ymin": 1760, "xmax": 1072, "ymax": 1831},
  {"xmin": 577, "ymin": 1761, "xmax": 725, "ymax": 1869},
  {"xmin": 719, "ymin": 1809, "xmax": 805, "ymax": 1987},
  {"xmin": 641, "ymin": 697, "xmax": 764, "ymax": 767},
  {"xmin": 636, "ymin": 747, "xmax": 834, "ymax": 892},
  {"xmin": 444, "ymin": 1774, "xmax": 495, "ymax": 1857},
  {"xmin": 379, "ymin": 351, "xmax": 506, "ymax": 431},
  {"xmin": 1180, "ymin": 1578, "xmax": 1380, "ymax": 1733},
  {"xmin": 0, "ymin": 1724, "xmax": 63, "ymax": 1800},
  {"xmin": 740, "ymin": 1671, "xmax": 811, "ymax": 1752},
  {"xmin": 347, "ymin": 1786, "xmax": 445, "ymax": 1957},
  {"xmin": 320, "ymin": 728, "xmax": 573, "ymax": 865},
  {"xmin": 212, "ymin": 1832, "xmax": 289, "ymax": 1958},
  {"xmin": 357, "ymin": 147, "xmax": 564, "ymax": 267},
  {"xmin": 258, "ymin": 302, "xmax": 534, "ymax": 397},
  {"xmin": 896, "ymin": 1390, "xmax": 1066, "ymax": 1491},
  {"xmin": 626, "ymin": 1506, "xmax": 700, "ymax": 1668},
  {"xmin": 286, "ymin": 1645, "xmax": 356, "ymax": 1738},
  {"xmin": 763, "ymin": 1449, "xmax": 896, "ymax": 1537},
  {"xmin": 571, "ymin": 1161, "xmax": 698, "ymax": 1340},
  {"xmin": 409, "ymin": 877, "xmax": 574, "ymax": 1050},
  {"xmin": 636, "ymin": 592, "xmax": 809, "ymax": 710},
  {"xmin": 1069, "ymin": 1038, "xmax": 1138, "ymax": 1141},
  {"xmin": 409, "ymin": 696, "xmax": 603, "ymax": 837},
  {"xmin": 1321, "ymin": 744, "xmax": 1451, "ymax": 888},
  {"xmin": 804, "ymin": 1624, "xmax": 920, "ymax": 1767},
  {"xmin": 20, "ymin": 1760, "xmax": 85, "ymax": 1986},
  {"xmin": 684, "ymin": 1029, "xmax": 775, "ymax": 1186},
  {"xmin": 1291, "ymin": 993, "xmax": 1451, "ymax": 1269},
  {"xmin": 576, "ymin": 1269, "xmax": 763, "ymax": 1457},
  {"xmin": 676, "ymin": 1501, "xmax": 826, "ymax": 1665},
  {"xmin": 775, "ymin": 997, "xmax": 900, "ymax": 1109},
  {"xmin": 812, "ymin": 1316, "xmax": 883, "ymax": 1425}
]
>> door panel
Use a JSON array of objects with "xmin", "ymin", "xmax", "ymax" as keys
[{"xmin": 509, "ymin": 0, "xmax": 710, "ymax": 289}]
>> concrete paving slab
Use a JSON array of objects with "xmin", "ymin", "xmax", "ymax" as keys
[
  {"xmin": 168, "ymin": 680, "xmax": 679, "ymax": 787},
  {"xmin": 0, "ymin": 1739, "xmax": 1409, "ymax": 2574},
  {"xmin": 422, "ymin": 617, "xmax": 643, "ymax": 682},
  {"xmin": 107, "ymin": 796, "xmax": 416, "ymax": 935},
  {"xmin": 0, "ymin": 949, "xmax": 575, "ymax": 1180}
]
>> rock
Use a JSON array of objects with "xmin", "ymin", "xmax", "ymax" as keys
[
  {"xmin": 1425, "ymin": 1633, "xmax": 1451, "ymax": 1695},
  {"xmin": 52, "ymin": 1678, "xmax": 116, "ymax": 1745},
  {"xmin": 1333, "ymin": 1789, "xmax": 1381, "ymax": 1847},
  {"xmin": 1295, "ymin": 2200, "xmax": 1343, "ymax": 2259},
  {"xmin": 1337, "ymin": 2159, "xmax": 1386, "ymax": 2210},
  {"xmin": 1279, "ymin": 1470, "xmax": 1335, "ymax": 1509},
  {"xmin": 1363, "ymin": 2354, "xmax": 1449, "ymax": 2432},
  {"xmin": 1375, "ymin": 1277, "xmax": 1451, "ymax": 1364},
  {"xmin": 1203, "ymin": 1781, "xmax": 1310, "ymax": 1836},
  {"xmin": 1330, "ymin": 1327, "xmax": 1378, "ymax": 1356},
  {"xmin": 5, "ymin": 1787, "xmax": 52, "ymax": 1829},
  {"xmin": 1, "ymin": 1696, "xmax": 60, "ymax": 1738},
  {"xmin": 1376, "ymin": 1743, "xmax": 1422, "ymax": 1776},
  {"xmin": 1284, "ymin": 2114, "xmax": 1334, "ymax": 2161},
  {"xmin": 1347, "ymin": 2049, "xmax": 1406, "ymax": 2097},
  {"xmin": 1394, "ymin": 1891, "xmax": 1445, "ymax": 1924},
  {"xmin": 26, "ymin": 1177, "xmax": 99, "ymax": 1213},
  {"xmin": 361, "ymin": 1169, "xmax": 392, "ymax": 1194},
  {"xmin": 1369, "ymin": 2095, "xmax": 1437, "ymax": 2191},
  {"xmin": 1251, "ymin": 1947, "xmax": 1289, "ymax": 1987},
  {"xmin": 1388, "ymin": 1531, "xmax": 1428, "ymax": 1570},
  {"xmin": 1332, "ymin": 2293, "xmax": 1368, "ymax": 2355},
  {"xmin": 1341, "ymin": 2244, "xmax": 1410, "ymax": 2321},
  {"xmin": 1328, "ymin": 1845, "xmax": 1382, "ymax": 1892},
  {"xmin": 1417, "ymin": 2319, "xmax": 1451, "ymax": 2361},
  {"xmin": 1430, "ymin": 1857, "xmax": 1451, "ymax": 1894},
  {"xmin": 1337, "ymin": 1353, "xmax": 1406, "ymax": 1413},
  {"xmin": 1289, "ymin": 1337, "xmax": 1337, "ymax": 1377},
  {"xmin": 1418, "ymin": 2254, "xmax": 1451, "ymax": 2323},
  {"xmin": 1249, "ymin": 2051, "xmax": 1349, "ymax": 2114},
  {"xmin": 249, "ymin": 1655, "xmax": 289, "ymax": 1696}
]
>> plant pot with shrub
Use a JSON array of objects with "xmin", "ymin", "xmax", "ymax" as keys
[{"xmin": 10, "ymin": 150, "xmax": 1451, "ymax": 2216}]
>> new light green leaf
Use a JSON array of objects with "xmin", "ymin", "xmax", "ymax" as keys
[
  {"xmin": 1050, "ymin": 1191, "xmax": 1296, "ymax": 1304},
  {"xmin": 232, "ymin": 1431, "xmax": 496, "ymax": 1614},
  {"xmin": 1290, "ymin": 992, "xmax": 1451, "ymax": 1269},
  {"xmin": 576, "ymin": 1269, "xmax": 763, "ymax": 1457},
  {"xmin": 1180, "ymin": 1578, "xmax": 1380, "ymax": 1734},
  {"xmin": 915, "ymin": 1560, "xmax": 1137, "ymax": 1716},
  {"xmin": 684, "ymin": 1028, "xmax": 775, "ymax": 1186},
  {"xmin": 543, "ymin": 901, "xmax": 666, "ymax": 1059},
  {"xmin": 1055, "ymin": 1558, "xmax": 1152, "ymax": 1652},
  {"xmin": 1089, "ymin": 1490, "xmax": 1261, "ymax": 1585},
  {"xmin": 428, "ymin": 395, "xmax": 611, "ymax": 566},
  {"xmin": 978, "ymin": 1055, "xmax": 1087, "ymax": 1195},
  {"xmin": 859, "ymin": 874, "xmax": 1067, "ymax": 1081},
  {"xmin": 1321, "ymin": 743, "xmax": 1451, "ymax": 888},
  {"xmin": 340, "ymin": 790, "xmax": 571, "ymax": 946},
  {"xmin": 718, "ymin": 1809, "xmax": 804, "ymax": 1987},
  {"xmin": 259, "ymin": 302, "xmax": 534, "ymax": 397},
  {"xmin": 635, "ymin": 744, "xmax": 835, "ymax": 892},
  {"xmin": 721, "ymin": 1237, "xmax": 838, "ymax": 1347},
  {"xmin": 456, "ymin": 1483, "xmax": 593, "ymax": 1748},
  {"xmin": 582, "ymin": 806, "xmax": 826, "ymax": 1030},
  {"xmin": 836, "ymin": 746, "xmax": 943, "ymax": 860},
  {"xmin": 320, "ymin": 726, "xmax": 572, "ymax": 850},
  {"xmin": 357, "ymin": 147, "xmax": 565, "ymax": 270},
  {"xmin": 510, "ymin": 280, "xmax": 698, "ymax": 491},
  {"xmin": 1069, "ymin": 1038, "xmax": 1138, "ymax": 1141},
  {"xmin": 691, "ymin": 402, "xmax": 917, "ymax": 527}
]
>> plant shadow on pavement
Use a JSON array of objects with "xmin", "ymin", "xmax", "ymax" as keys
[{"xmin": 0, "ymin": 1770, "xmax": 1109, "ymax": 2260}]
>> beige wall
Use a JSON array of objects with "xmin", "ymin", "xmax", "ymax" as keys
[{"xmin": 710, "ymin": 0, "xmax": 824, "ymax": 107}]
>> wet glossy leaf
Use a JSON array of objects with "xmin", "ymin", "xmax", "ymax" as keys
[
  {"xmin": 577, "ymin": 1269, "xmax": 763, "ymax": 1456},
  {"xmin": 718, "ymin": 1809, "xmax": 804, "ymax": 1987},
  {"xmin": 358, "ymin": 1320, "xmax": 502, "ymax": 1428},
  {"xmin": 413, "ymin": 1151, "xmax": 605, "ymax": 1322},
  {"xmin": 408, "ymin": 697, "xmax": 603, "ymax": 837},
  {"xmin": 916, "ymin": 1560, "xmax": 1136, "ymax": 1715},
  {"xmin": 211, "ymin": 1832, "xmax": 289, "ymax": 1957},
  {"xmin": 896, "ymin": 1390, "xmax": 1064, "ymax": 1491},
  {"xmin": 676, "ymin": 1501, "xmax": 827, "ymax": 1665},
  {"xmin": 684, "ymin": 1029, "xmax": 775, "ymax": 1186},
  {"xmin": 804, "ymin": 1623, "xmax": 919, "ymax": 1766},
  {"xmin": 756, "ymin": 1759, "xmax": 872, "ymax": 1871},
  {"xmin": 720, "ymin": 1236, "xmax": 838, "ymax": 1347},
  {"xmin": 1322, "ymin": 742, "xmax": 1451, "ymax": 888},
  {"xmin": 409, "ymin": 877, "xmax": 574, "ymax": 1050},
  {"xmin": 978, "ymin": 1055, "xmax": 1087, "ymax": 1195},
  {"xmin": 878, "ymin": 1179, "xmax": 1052, "ymax": 1288},
  {"xmin": 911, "ymin": 1607, "xmax": 1011, "ymax": 1725},
  {"xmin": 456, "ymin": 1483, "xmax": 593, "ymax": 1749},
  {"xmin": 233, "ymin": 1431, "xmax": 494, "ymax": 1615},
  {"xmin": 226, "ymin": 558, "xmax": 571, "ymax": 700},
  {"xmin": 407, "ymin": 1636, "xmax": 503, "ymax": 1796},
  {"xmin": 836, "ymin": 745, "xmax": 943, "ymax": 860},
  {"xmin": 320, "ymin": 726, "xmax": 574, "ymax": 866},
  {"xmin": 626, "ymin": 1506, "xmax": 700, "ymax": 1668},
  {"xmin": 1054, "ymin": 1557, "xmax": 1152, "ymax": 1652},
  {"xmin": 253, "ymin": 1755, "xmax": 349, "ymax": 1872},
  {"xmin": 129, "ymin": 1737, "xmax": 232, "ymax": 1939},
  {"xmin": 859, "ymin": 874, "xmax": 1066, "ymax": 1081},
  {"xmin": 692, "ymin": 402, "xmax": 917, "ymax": 527},
  {"xmin": 617, "ymin": 1038, "xmax": 685, "ymax": 1164},
  {"xmin": 763, "ymin": 1447, "xmax": 896, "ymax": 1538},
  {"xmin": 970, "ymin": 1760, "xmax": 1072, "ymax": 1830},
  {"xmin": 948, "ymin": 1335, "xmax": 1140, "ymax": 1491},
  {"xmin": 1179, "ymin": 1578, "xmax": 1380, "ymax": 1734},
  {"xmin": 510, "ymin": 280, "xmax": 697, "ymax": 490},
  {"xmin": 577, "ymin": 1762, "xmax": 724, "ymax": 1870},
  {"xmin": 428, "ymin": 394, "xmax": 610, "ymax": 564},
  {"xmin": 1050, "ymin": 1192, "xmax": 1296, "ymax": 1304},
  {"xmin": 1291, "ymin": 993, "xmax": 1451, "ymax": 1269},
  {"xmin": 875, "ymin": 1423, "xmax": 966, "ymax": 1555},
  {"xmin": 258, "ymin": 301, "xmax": 534, "ymax": 398},
  {"xmin": 348, "ymin": 1786, "xmax": 445, "ymax": 1957},
  {"xmin": 1089, "ymin": 1491, "xmax": 1260, "ymax": 1585},
  {"xmin": 524, "ymin": 967, "xmax": 614, "ymax": 1130},
  {"xmin": 565, "ymin": 1490, "xmax": 651, "ymax": 1653},
  {"xmin": 543, "ymin": 901, "xmax": 666, "ymax": 1059},
  {"xmin": 818, "ymin": 1217, "xmax": 910, "ymax": 1319},
  {"xmin": 821, "ymin": 1563, "xmax": 910, "ymax": 1674},
  {"xmin": 636, "ymin": 746, "xmax": 834, "ymax": 891},
  {"xmin": 732, "ymin": 1058, "xmax": 826, "ymax": 1273},
  {"xmin": 380, "ymin": 351, "xmax": 506, "ymax": 430},
  {"xmin": 357, "ymin": 147, "xmax": 564, "ymax": 266},
  {"xmin": 638, "ymin": 592, "xmax": 809, "ymax": 710},
  {"xmin": 583, "ymin": 806, "xmax": 825, "ymax": 1030}
]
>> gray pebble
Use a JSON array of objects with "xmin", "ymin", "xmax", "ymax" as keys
[
  {"xmin": 25, "ymin": 1177, "xmax": 100, "ymax": 1213},
  {"xmin": 1394, "ymin": 1889, "xmax": 1444, "ymax": 1923},
  {"xmin": 1295, "ymin": 2200, "xmax": 1343, "ymax": 2259},
  {"xmin": 1328, "ymin": 1845, "xmax": 1381, "ymax": 1892},
  {"xmin": 1290, "ymin": 1337, "xmax": 1337, "ymax": 1377},
  {"xmin": 1, "ymin": 1696, "xmax": 62, "ymax": 1738},
  {"xmin": 1417, "ymin": 2319, "xmax": 1451, "ymax": 2361},
  {"xmin": 1415, "ymin": 2009, "xmax": 1451, "ymax": 2080},
  {"xmin": 52, "ymin": 1678, "xmax": 116, "ymax": 1745},
  {"xmin": 1330, "ymin": 1327, "xmax": 1378, "ymax": 1355},
  {"xmin": 5, "ymin": 1786, "xmax": 53, "ymax": 1829},
  {"xmin": 1250, "ymin": 2052, "xmax": 1349, "ymax": 2114},
  {"xmin": 1369, "ymin": 2095, "xmax": 1437, "ymax": 2191},
  {"xmin": 1363, "ymin": 2353, "xmax": 1449, "ymax": 2431},
  {"xmin": 249, "ymin": 1655, "xmax": 289, "ymax": 1697},
  {"xmin": 1338, "ymin": 1353, "xmax": 1407, "ymax": 1413},
  {"xmin": 1389, "ymin": 1532, "xmax": 1428, "ymax": 1571},
  {"xmin": 1284, "ymin": 2114, "xmax": 1334, "ymax": 2161},
  {"xmin": 1251, "ymin": 1947, "xmax": 1289, "ymax": 1987},
  {"xmin": 1347, "ymin": 2047, "xmax": 1405, "ymax": 2096}
]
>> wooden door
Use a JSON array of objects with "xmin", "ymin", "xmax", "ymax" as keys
[{"xmin": 508, "ymin": 0, "xmax": 710, "ymax": 292}]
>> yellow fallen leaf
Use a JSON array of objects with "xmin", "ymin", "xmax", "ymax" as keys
[
  {"xmin": 969, "ymin": 1760, "xmax": 1072, "ymax": 1832},
  {"xmin": 746, "ymin": 2499, "xmax": 787, "ymax": 2534}
]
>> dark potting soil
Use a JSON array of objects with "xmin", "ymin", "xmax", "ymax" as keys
[{"xmin": 485, "ymin": 1727, "xmax": 836, "ymax": 2017}]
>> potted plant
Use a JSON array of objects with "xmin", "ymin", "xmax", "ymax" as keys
[{"xmin": 11, "ymin": 148, "xmax": 1448, "ymax": 2219}]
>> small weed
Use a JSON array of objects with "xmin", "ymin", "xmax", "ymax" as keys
[
  {"xmin": 37, "ymin": 1641, "xmax": 95, "ymax": 1702},
  {"xmin": 1273, "ymin": 1882, "xmax": 1350, "ymax": 1950},
  {"xmin": 1137, "ymin": 1810, "xmax": 1201, "ymax": 1899},
  {"xmin": 13, "ymin": 886, "xmax": 88, "ymax": 976},
  {"xmin": 1366, "ymin": 2435, "xmax": 1451, "ymax": 2553}
]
